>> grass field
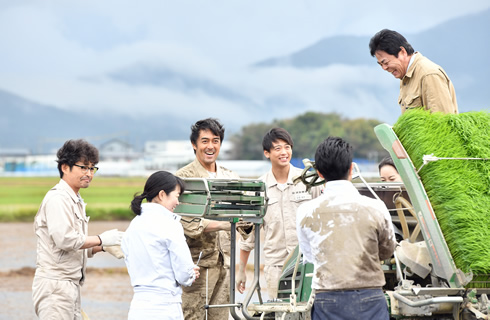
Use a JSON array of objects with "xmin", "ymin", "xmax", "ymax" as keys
[{"xmin": 0, "ymin": 176, "xmax": 147, "ymax": 222}]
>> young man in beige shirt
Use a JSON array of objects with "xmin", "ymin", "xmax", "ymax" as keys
[{"xmin": 236, "ymin": 128, "xmax": 322, "ymax": 299}]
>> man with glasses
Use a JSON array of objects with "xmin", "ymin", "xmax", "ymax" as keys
[
  {"xmin": 236, "ymin": 128, "xmax": 323, "ymax": 299},
  {"xmin": 32, "ymin": 139, "xmax": 125, "ymax": 320},
  {"xmin": 369, "ymin": 29, "xmax": 458, "ymax": 115}
]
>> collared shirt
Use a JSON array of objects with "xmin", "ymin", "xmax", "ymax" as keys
[
  {"xmin": 121, "ymin": 203, "xmax": 196, "ymax": 303},
  {"xmin": 175, "ymin": 158, "xmax": 240, "ymax": 268},
  {"xmin": 240, "ymin": 165, "xmax": 322, "ymax": 267},
  {"xmin": 399, "ymin": 52, "xmax": 458, "ymax": 114},
  {"xmin": 297, "ymin": 180, "xmax": 396, "ymax": 291},
  {"xmin": 34, "ymin": 179, "xmax": 92, "ymax": 284}
]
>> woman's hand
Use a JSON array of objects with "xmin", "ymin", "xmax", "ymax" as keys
[{"xmin": 193, "ymin": 266, "xmax": 200, "ymax": 282}]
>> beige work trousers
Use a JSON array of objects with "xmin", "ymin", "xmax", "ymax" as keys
[
  {"xmin": 182, "ymin": 263, "xmax": 229, "ymax": 320},
  {"xmin": 32, "ymin": 276, "xmax": 82, "ymax": 320},
  {"xmin": 264, "ymin": 265, "xmax": 283, "ymax": 299}
]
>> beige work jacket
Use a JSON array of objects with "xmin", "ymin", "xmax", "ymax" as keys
[
  {"xmin": 240, "ymin": 165, "xmax": 323, "ymax": 267},
  {"xmin": 176, "ymin": 158, "xmax": 239, "ymax": 268},
  {"xmin": 33, "ymin": 179, "xmax": 93, "ymax": 285},
  {"xmin": 297, "ymin": 180, "xmax": 396, "ymax": 290},
  {"xmin": 399, "ymin": 52, "xmax": 458, "ymax": 114}
]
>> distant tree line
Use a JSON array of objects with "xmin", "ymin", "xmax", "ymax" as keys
[{"xmin": 229, "ymin": 112, "xmax": 389, "ymax": 161}]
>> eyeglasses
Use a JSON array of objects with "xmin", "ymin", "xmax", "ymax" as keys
[{"xmin": 73, "ymin": 164, "xmax": 99, "ymax": 174}]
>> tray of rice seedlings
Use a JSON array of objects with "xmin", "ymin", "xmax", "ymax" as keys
[{"xmin": 392, "ymin": 109, "xmax": 490, "ymax": 289}]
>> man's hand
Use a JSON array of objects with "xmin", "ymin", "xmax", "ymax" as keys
[
  {"xmin": 236, "ymin": 261, "xmax": 247, "ymax": 293},
  {"xmin": 103, "ymin": 245, "xmax": 124, "ymax": 259},
  {"xmin": 98, "ymin": 229, "xmax": 124, "ymax": 247}
]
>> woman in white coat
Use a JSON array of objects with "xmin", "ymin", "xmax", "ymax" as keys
[{"xmin": 122, "ymin": 171, "xmax": 199, "ymax": 320}]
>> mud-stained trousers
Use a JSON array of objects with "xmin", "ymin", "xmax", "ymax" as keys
[
  {"xmin": 182, "ymin": 261, "xmax": 229, "ymax": 320},
  {"xmin": 32, "ymin": 277, "xmax": 82, "ymax": 320}
]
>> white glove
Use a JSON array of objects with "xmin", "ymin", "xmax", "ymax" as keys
[
  {"xmin": 236, "ymin": 262, "xmax": 247, "ymax": 293},
  {"xmin": 98, "ymin": 229, "xmax": 124, "ymax": 247},
  {"xmin": 103, "ymin": 245, "xmax": 124, "ymax": 259}
]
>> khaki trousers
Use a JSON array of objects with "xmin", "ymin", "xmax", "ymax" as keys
[
  {"xmin": 32, "ymin": 276, "xmax": 82, "ymax": 320},
  {"xmin": 264, "ymin": 265, "xmax": 283, "ymax": 299},
  {"xmin": 182, "ymin": 263, "xmax": 229, "ymax": 320}
]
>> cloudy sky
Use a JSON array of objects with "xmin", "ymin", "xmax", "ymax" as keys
[{"xmin": 1, "ymin": 0, "xmax": 489, "ymax": 128}]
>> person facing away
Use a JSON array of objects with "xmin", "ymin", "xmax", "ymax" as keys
[
  {"xmin": 369, "ymin": 28, "xmax": 458, "ymax": 115},
  {"xmin": 175, "ymin": 118, "xmax": 238, "ymax": 320},
  {"xmin": 296, "ymin": 137, "xmax": 396, "ymax": 320},
  {"xmin": 236, "ymin": 128, "xmax": 323, "ymax": 299},
  {"xmin": 32, "ymin": 139, "xmax": 125, "ymax": 320},
  {"xmin": 379, "ymin": 156, "xmax": 402, "ymax": 182},
  {"xmin": 121, "ymin": 171, "xmax": 200, "ymax": 320}
]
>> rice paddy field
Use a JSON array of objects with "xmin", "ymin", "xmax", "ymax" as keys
[
  {"xmin": 0, "ymin": 176, "xmax": 147, "ymax": 222},
  {"xmin": 0, "ymin": 176, "xmax": 263, "ymax": 319}
]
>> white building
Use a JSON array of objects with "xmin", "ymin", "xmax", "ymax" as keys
[
  {"xmin": 99, "ymin": 139, "xmax": 139, "ymax": 161},
  {"xmin": 144, "ymin": 140, "xmax": 195, "ymax": 171}
]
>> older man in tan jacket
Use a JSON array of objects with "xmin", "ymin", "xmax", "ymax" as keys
[{"xmin": 370, "ymin": 29, "xmax": 458, "ymax": 115}]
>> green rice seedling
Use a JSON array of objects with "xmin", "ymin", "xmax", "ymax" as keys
[{"xmin": 393, "ymin": 109, "xmax": 490, "ymax": 287}]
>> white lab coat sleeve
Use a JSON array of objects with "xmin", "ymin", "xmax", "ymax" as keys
[
  {"xmin": 296, "ymin": 203, "xmax": 314, "ymax": 264},
  {"xmin": 168, "ymin": 223, "xmax": 196, "ymax": 287}
]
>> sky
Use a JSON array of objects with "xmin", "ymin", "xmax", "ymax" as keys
[{"xmin": 1, "ymin": 0, "xmax": 489, "ymax": 128}]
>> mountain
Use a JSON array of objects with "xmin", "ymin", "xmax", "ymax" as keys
[
  {"xmin": 255, "ymin": 9, "xmax": 490, "ymax": 113},
  {"xmin": 0, "ymin": 89, "xmax": 190, "ymax": 153},
  {"xmin": 109, "ymin": 64, "xmax": 257, "ymax": 106},
  {"xmin": 2, "ymin": 10, "xmax": 489, "ymax": 154},
  {"xmin": 255, "ymin": 35, "xmax": 372, "ymax": 68}
]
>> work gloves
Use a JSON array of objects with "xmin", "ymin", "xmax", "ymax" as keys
[
  {"xmin": 236, "ymin": 220, "xmax": 254, "ymax": 241},
  {"xmin": 103, "ymin": 245, "xmax": 124, "ymax": 259},
  {"xmin": 98, "ymin": 229, "xmax": 124, "ymax": 247}
]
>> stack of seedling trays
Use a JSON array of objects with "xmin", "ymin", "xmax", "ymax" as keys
[
  {"xmin": 392, "ymin": 109, "xmax": 490, "ymax": 289},
  {"xmin": 174, "ymin": 178, "xmax": 267, "ymax": 220}
]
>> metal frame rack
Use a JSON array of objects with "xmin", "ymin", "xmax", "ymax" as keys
[{"xmin": 174, "ymin": 178, "xmax": 268, "ymax": 320}]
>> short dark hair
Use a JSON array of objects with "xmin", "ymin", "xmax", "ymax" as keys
[
  {"xmin": 262, "ymin": 128, "xmax": 294, "ymax": 151},
  {"xmin": 130, "ymin": 171, "xmax": 186, "ymax": 216},
  {"xmin": 314, "ymin": 137, "xmax": 353, "ymax": 181},
  {"xmin": 369, "ymin": 29, "xmax": 414, "ymax": 57},
  {"xmin": 190, "ymin": 118, "xmax": 225, "ymax": 148},
  {"xmin": 56, "ymin": 139, "xmax": 99, "ymax": 178},
  {"xmin": 378, "ymin": 156, "xmax": 398, "ymax": 173}
]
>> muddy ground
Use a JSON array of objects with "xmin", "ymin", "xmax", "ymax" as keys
[{"xmin": 0, "ymin": 222, "xmax": 266, "ymax": 320}]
